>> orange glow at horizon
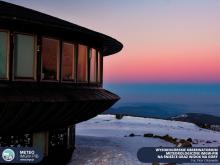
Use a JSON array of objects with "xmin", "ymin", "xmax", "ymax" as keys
[{"xmin": 104, "ymin": 44, "xmax": 220, "ymax": 83}]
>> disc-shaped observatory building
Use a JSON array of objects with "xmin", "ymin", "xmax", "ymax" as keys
[{"xmin": 0, "ymin": 1, "xmax": 122, "ymax": 161}]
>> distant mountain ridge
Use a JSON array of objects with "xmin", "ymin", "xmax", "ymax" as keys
[
  {"xmin": 104, "ymin": 103, "xmax": 220, "ymax": 118},
  {"xmin": 104, "ymin": 104, "xmax": 186, "ymax": 119},
  {"xmin": 171, "ymin": 113, "xmax": 220, "ymax": 125},
  {"xmin": 104, "ymin": 105, "xmax": 220, "ymax": 131}
]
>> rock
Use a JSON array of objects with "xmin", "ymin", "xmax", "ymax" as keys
[
  {"xmin": 103, "ymin": 120, "xmax": 111, "ymax": 122},
  {"xmin": 152, "ymin": 162, "xmax": 160, "ymax": 165},
  {"xmin": 192, "ymin": 139, "xmax": 199, "ymax": 144},
  {"xmin": 162, "ymin": 134, "xmax": 172, "ymax": 140},
  {"xmin": 176, "ymin": 143, "xmax": 181, "ymax": 147},
  {"xmin": 129, "ymin": 133, "xmax": 135, "ymax": 137},
  {"xmin": 116, "ymin": 114, "xmax": 124, "ymax": 120},
  {"xmin": 153, "ymin": 135, "xmax": 161, "ymax": 138},
  {"xmin": 144, "ymin": 133, "xmax": 154, "ymax": 137},
  {"xmin": 206, "ymin": 141, "xmax": 212, "ymax": 143},
  {"xmin": 162, "ymin": 135, "xmax": 177, "ymax": 144},
  {"xmin": 210, "ymin": 125, "xmax": 220, "ymax": 131},
  {"xmin": 177, "ymin": 139, "xmax": 192, "ymax": 147},
  {"xmin": 187, "ymin": 138, "xmax": 192, "ymax": 142},
  {"xmin": 179, "ymin": 139, "xmax": 186, "ymax": 143}
]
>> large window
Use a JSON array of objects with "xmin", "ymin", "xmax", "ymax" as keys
[
  {"xmin": 62, "ymin": 42, "xmax": 75, "ymax": 81},
  {"xmin": 14, "ymin": 34, "xmax": 35, "ymax": 79},
  {"xmin": 0, "ymin": 31, "xmax": 9, "ymax": 79},
  {"xmin": 77, "ymin": 44, "xmax": 88, "ymax": 82},
  {"xmin": 90, "ymin": 48, "xmax": 97, "ymax": 83},
  {"xmin": 42, "ymin": 38, "xmax": 59, "ymax": 81}
]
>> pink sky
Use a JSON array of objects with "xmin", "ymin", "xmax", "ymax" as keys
[{"xmin": 102, "ymin": 1, "xmax": 220, "ymax": 83}]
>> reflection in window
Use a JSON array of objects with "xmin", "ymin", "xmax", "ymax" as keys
[
  {"xmin": 90, "ymin": 48, "xmax": 97, "ymax": 83},
  {"xmin": 14, "ymin": 34, "xmax": 35, "ymax": 79},
  {"xmin": 0, "ymin": 32, "xmax": 8, "ymax": 79},
  {"xmin": 62, "ymin": 43, "xmax": 75, "ymax": 81},
  {"xmin": 42, "ymin": 38, "xmax": 59, "ymax": 81},
  {"xmin": 77, "ymin": 44, "xmax": 88, "ymax": 82},
  {"xmin": 97, "ymin": 51, "xmax": 101, "ymax": 83}
]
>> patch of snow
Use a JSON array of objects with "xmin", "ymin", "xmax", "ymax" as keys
[{"xmin": 68, "ymin": 115, "xmax": 220, "ymax": 165}]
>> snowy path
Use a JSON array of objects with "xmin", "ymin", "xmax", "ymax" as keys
[{"xmin": 68, "ymin": 115, "xmax": 220, "ymax": 165}]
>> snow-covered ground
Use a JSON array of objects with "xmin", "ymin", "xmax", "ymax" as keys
[{"xmin": 68, "ymin": 115, "xmax": 220, "ymax": 165}]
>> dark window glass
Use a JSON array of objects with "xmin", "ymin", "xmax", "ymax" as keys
[
  {"xmin": 90, "ymin": 48, "xmax": 97, "ymax": 83},
  {"xmin": 0, "ymin": 31, "xmax": 8, "ymax": 79},
  {"xmin": 42, "ymin": 38, "xmax": 59, "ymax": 81},
  {"xmin": 14, "ymin": 34, "xmax": 35, "ymax": 79},
  {"xmin": 77, "ymin": 44, "xmax": 88, "ymax": 82},
  {"xmin": 62, "ymin": 43, "xmax": 75, "ymax": 81}
]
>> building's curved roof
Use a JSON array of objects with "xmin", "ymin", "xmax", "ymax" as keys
[{"xmin": 0, "ymin": 1, "xmax": 123, "ymax": 56}]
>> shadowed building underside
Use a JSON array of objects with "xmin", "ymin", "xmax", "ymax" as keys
[{"xmin": 0, "ymin": 83, "xmax": 119, "ymax": 134}]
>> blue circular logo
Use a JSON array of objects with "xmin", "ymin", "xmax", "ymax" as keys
[{"xmin": 2, "ymin": 149, "xmax": 15, "ymax": 162}]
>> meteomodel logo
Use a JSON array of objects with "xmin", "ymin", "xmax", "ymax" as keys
[{"xmin": 2, "ymin": 149, "xmax": 15, "ymax": 162}]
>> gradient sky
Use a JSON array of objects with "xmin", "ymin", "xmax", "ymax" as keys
[{"xmin": 4, "ymin": 0, "xmax": 220, "ymax": 83}]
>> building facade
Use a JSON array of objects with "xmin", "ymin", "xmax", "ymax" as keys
[{"xmin": 0, "ymin": 1, "xmax": 122, "ymax": 163}]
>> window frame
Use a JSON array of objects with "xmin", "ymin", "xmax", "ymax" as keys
[
  {"xmin": 13, "ymin": 32, "xmax": 37, "ymax": 81},
  {"xmin": 41, "ymin": 36, "xmax": 60, "ymax": 82},
  {"xmin": 100, "ymin": 52, "xmax": 103, "ymax": 84},
  {"xmin": 97, "ymin": 51, "xmax": 101, "ymax": 83},
  {"xmin": 0, "ymin": 29, "xmax": 10, "ymax": 80}
]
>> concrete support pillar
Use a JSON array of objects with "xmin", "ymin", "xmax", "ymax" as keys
[
  {"xmin": 32, "ymin": 131, "xmax": 49, "ymax": 157},
  {"xmin": 67, "ymin": 125, "xmax": 75, "ymax": 149}
]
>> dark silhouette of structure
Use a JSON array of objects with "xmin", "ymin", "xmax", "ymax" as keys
[{"xmin": 0, "ymin": 1, "xmax": 122, "ymax": 164}]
